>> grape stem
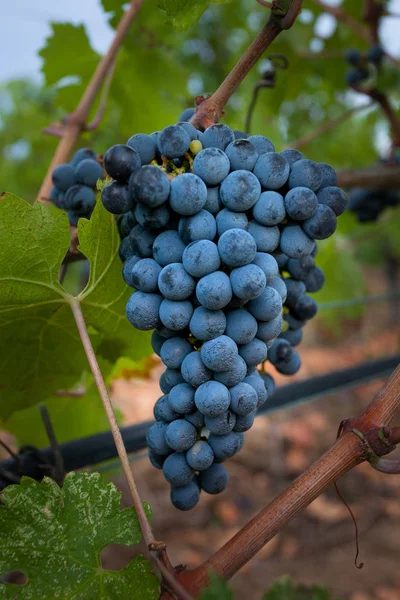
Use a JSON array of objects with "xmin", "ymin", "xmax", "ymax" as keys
[
  {"xmin": 36, "ymin": 0, "xmax": 144, "ymax": 204},
  {"xmin": 190, "ymin": 0, "xmax": 303, "ymax": 129},
  {"xmin": 176, "ymin": 364, "xmax": 400, "ymax": 595}
]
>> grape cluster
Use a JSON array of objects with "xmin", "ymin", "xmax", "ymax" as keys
[
  {"xmin": 101, "ymin": 112, "xmax": 347, "ymax": 510},
  {"xmin": 50, "ymin": 148, "xmax": 104, "ymax": 225},
  {"xmin": 345, "ymin": 46, "xmax": 385, "ymax": 85}
]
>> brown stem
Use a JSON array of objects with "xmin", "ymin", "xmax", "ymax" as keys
[
  {"xmin": 178, "ymin": 433, "xmax": 364, "ymax": 595},
  {"xmin": 190, "ymin": 0, "xmax": 303, "ymax": 129},
  {"xmin": 36, "ymin": 0, "xmax": 143, "ymax": 204},
  {"xmin": 39, "ymin": 404, "xmax": 65, "ymax": 485},
  {"xmin": 363, "ymin": 0, "xmax": 382, "ymax": 45},
  {"xmin": 368, "ymin": 89, "xmax": 400, "ymax": 147},
  {"xmin": 337, "ymin": 165, "xmax": 400, "ymax": 189},
  {"xmin": 352, "ymin": 363, "xmax": 400, "ymax": 429},
  {"xmin": 284, "ymin": 102, "xmax": 373, "ymax": 149}
]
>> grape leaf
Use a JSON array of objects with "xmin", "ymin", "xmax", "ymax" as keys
[
  {"xmin": 0, "ymin": 472, "xmax": 159, "ymax": 599},
  {"xmin": 0, "ymin": 193, "xmax": 151, "ymax": 418},
  {"xmin": 263, "ymin": 576, "xmax": 341, "ymax": 600},
  {"xmin": 157, "ymin": 0, "xmax": 231, "ymax": 30}
]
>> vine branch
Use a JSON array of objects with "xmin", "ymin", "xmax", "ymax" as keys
[
  {"xmin": 177, "ymin": 364, "xmax": 400, "ymax": 595},
  {"xmin": 190, "ymin": 0, "xmax": 303, "ymax": 129},
  {"xmin": 337, "ymin": 165, "xmax": 400, "ymax": 189},
  {"xmin": 36, "ymin": 0, "xmax": 143, "ymax": 204}
]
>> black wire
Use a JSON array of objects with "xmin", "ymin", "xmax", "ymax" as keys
[{"xmin": 0, "ymin": 355, "xmax": 398, "ymax": 490}]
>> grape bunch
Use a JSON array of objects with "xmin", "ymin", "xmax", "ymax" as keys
[
  {"xmin": 50, "ymin": 148, "xmax": 104, "ymax": 225},
  {"xmin": 345, "ymin": 46, "xmax": 385, "ymax": 85},
  {"xmin": 101, "ymin": 112, "xmax": 347, "ymax": 510}
]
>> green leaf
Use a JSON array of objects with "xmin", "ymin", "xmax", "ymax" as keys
[
  {"xmin": 263, "ymin": 576, "xmax": 341, "ymax": 600},
  {"xmin": 0, "ymin": 472, "xmax": 159, "ymax": 599},
  {"xmin": 199, "ymin": 572, "xmax": 234, "ymax": 600},
  {"xmin": 157, "ymin": 0, "xmax": 231, "ymax": 30},
  {"xmin": 0, "ymin": 194, "xmax": 151, "ymax": 418}
]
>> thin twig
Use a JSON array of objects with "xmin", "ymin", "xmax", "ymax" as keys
[
  {"xmin": 0, "ymin": 439, "xmax": 17, "ymax": 461},
  {"xmin": 36, "ymin": 0, "xmax": 144, "ymax": 204},
  {"xmin": 284, "ymin": 102, "xmax": 374, "ymax": 149},
  {"xmin": 190, "ymin": 0, "xmax": 303, "ymax": 129},
  {"xmin": 360, "ymin": 88, "xmax": 400, "ymax": 147},
  {"xmin": 85, "ymin": 58, "xmax": 118, "ymax": 131},
  {"xmin": 363, "ymin": 0, "xmax": 382, "ymax": 45},
  {"xmin": 153, "ymin": 555, "xmax": 193, "ymax": 600},
  {"xmin": 69, "ymin": 298, "xmax": 158, "ymax": 549},
  {"xmin": 39, "ymin": 404, "xmax": 65, "ymax": 485}
]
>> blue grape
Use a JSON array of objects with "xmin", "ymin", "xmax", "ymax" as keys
[
  {"xmin": 253, "ymin": 191, "xmax": 286, "ymax": 226},
  {"xmin": 280, "ymin": 148, "xmax": 303, "ymax": 166},
  {"xmin": 67, "ymin": 212, "xmax": 80, "ymax": 226},
  {"xmin": 165, "ymin": 419, "xmax": 197, "ymax": 452},
  {"xmin": 176, "ymin": 121, "xmax": 199, "ymax": 140},
  {"xmin": 75, "ymin": 159, "xmax": 103, "ymax": 187},
  {"xmin": 129, "ymin": 224, "xmax": 157, "ymax": 258},
  {"xmin": 284, "ymin": 313, "xmax": 305, "ymax": 330},
  {"xmin": 294, "ymin": 294, "xmax": 318, "ymax": 319},
  {"xmin": 129, "ymin": 165, "xmax": 170, "ymax": 208},
  {"xmin": 131, "ymin": 258, "xmax": 162, "ymax": 292},
  {"xmin": 122, "ymin": 254, "xmax": 141, "ymax": 287},
  {"xmin": 317, "ymin": 186, "xmax": 347, "ymax": 216},
  {"xmin": 163, "ymin": 452, "xmax": 194, "ymax": 486},
  {"xmin": 253, "ymin": 153, "xmax": 289, "ymax": 190},
  {"xmin": 252, "ymin": 252, "xmax": 279, "ymax": 284},
  {"xmin": 154, "ymin": 394, "xmax": 179, "ymax": 422},
  {"xmin": 280, "ymin": 327, "xmax": 302, "ymax": 346},
  {"xmin": 157, "ymin": 325, "xmax": 184, "ymax": 339},
  {"xmin": 247, "ymin": 221, "xmax": 280, "ymax": 253},
  {"xmin": 185, "ymin": 410, "xmax": 205, "ymax": 428},
  {"xmin": 225, "ymin": 309, "xmax": 258, "ymax": 345},
  {"xmin": 52, "ymin": 164, "xmax": 76, "ymax": 191},
  {"xmin": 158, "ymin": 124, "xmax": 190, "ymax": 158},
  {"xmin": 126, "ymin": 291, "xmax": 162, "ymax": 330},
  {"xmin": 284, "ymin": 187, "xmax": 318, "ymax": 220},
  {"xmin": 284, "ymin": 278, "xmax": 307, "ymax": 307},
  {"xmin": 346, "ymin": 67, "xmax": 369, "ymax": 85},
  {"xmin": 273, "ymin": 251, "xmax": 289, "ymax": 269},
  {"xmin": 171, "ymin": 480, "xmax": 200, "ymax": 510},
  {"xmin": 193, "ymin": 148, "xmax": 230, "ymax": 185},
  {"xmin": 214, "ymin": 355, "xmax": 247, "ymax": 387},
  {"xmin": 238, "ymin": 338, "xmax": 268, "ymax": 369},
  {"xmin": 305, "ymin": 266, "xmax": 325, "ymax": 292},
  {"xmin": 119, "ymin": 211, "xmax": 137, "ymax": 238},
  {"xmin": 179, "ymin": 107, "xmax": 195, "ymax": 122},
  {"xmin": 189, "ymin": 306, "xmax": 226, "ymax": 341},
  {"xmin": 148, "ymin": 449, "xmax": 166, "ymax": 470},
  {"xmin": 276, "ymin": 349, "xmax": 301, "ymax": 375},
  {"xmin": 146, "ymin": 422, "xmax": 170, "ymax": 455},
  {"xmin": 218, "ymin": 228, "xmax": 257, "ymax": 267},
  {"xmin": 345, "ymin": 48, "xmax": 362, "ymax": 66},
  {"xmin": 186, "ymin": 441, "xmax": 214, "ymax": 470},
  {"xmin": 204, "ymin": 186, "xmax": 222, "ymax": 214},
  {"xmin": 234, "ymin": 130, "xmax": 249, "ymax": 140},
  {"xmin": 181, "ymin": 352, "xmax": 212, "ymax": 387},
  {"xmin": 101, "ymin": 181, "xmax": 131, "ymax": 214},
  {"xmin": 317, "ymin": 163, "xmax": 338, "ymax": 189},
  {"xmin": 50, "ymin": 187, "xmax": 64, "ymax": 208},
  {"xmin": 220, "ymin": 170, "xmax": 261, "ymax": 212},
  {"xmin": 71, "ymin": 148, "xmax": 97, "ymax": 166},
  {"xmin": 160, "ymin": 338, "xmax": 193, "ymax": 369},
  {"xmin": 179, "ymin": 210, "xmax": 217, "ymax": 244},
  {"xmin": 201, "ymin": 335, "xmax": 238, "ymax": 372},
  {"xmin": 182, "ymin": 240, "xmax": 221, "ymax": 278},
  {"xmin": 288, "ymin": 159, "xmax": 323, "ymax": 191},
  {"xmin": 247, "ymin": 286, "xmax": 282, "ymax": 321},
  {"xmin": 153, "ymin": 231, "xmax": 186, "ymax": 267},
  {"xmin": 261, "ymin": 373, "xmax": 276, "ymax": 396},
  {"xmin": 268, "ymin": 338, "xmax": 293, "ymax": 366},
  {"xmin": 269, "ymin": 275, "xmax": 287, "ymax": 302},
  {"xmin": 151, "ymin": 330, "xmax": 165, "ymax": 356},
  {"xmin": 216, "ymin": 208, "xmax": 248, "ymax": 235},
  {"xmin": 199, "ymin": 463, "xmax": 228, "ymax": 494},
  {"xmin": 65, "ymin": 185, "xmax": 96, "ymax": 215},
  {"xmin": 126, "ymin": 133, "xmax": 157, "ymax": 164},
  {"xmin": 244, "ymin": 372, "xmax": 268, "ymax": 407},
  {"xmin": 230, "ymin": 264, "xmax": 266, "ymax": 301},
  {"xmin": 208, "ymin": 432, "xmax": 242, "ymax": 462},
  {"xmin": 233, "ymin": 411, "xmax": 255, "ymax": 432},
  {"xmin": 247, "ymin": 135, "xmax": 275, "ymax": 155},
  {"xmin": 280, "ymin": 224, "xmax": 314, "ymax": 258},
  {"xmin": 119, "ymin": 236, "xmax": 134, "ymax": 262},
  {"xmin": 229, "ymin": 382, "xmax": 258, "ymax": 415},
  {"xmin": 196, "ymin": 271, "xmax": 232, "ymax": 310},
  {"xmin": 159, "ymin": 299, "xmax": 194, "ymax": 330},
  {"xmin": 205, "ymin": 411, "xmax": 237, "ymax": 435},
  {"xmin": 170, "ymin": 173, "xmax": 207, "ymax": 216},
  {"xmin": 135, "ymin": 202, "xmax": 170, "ymax": 229},
  {"xmin": 286, "ymin": 256, "xmax": 314, "ymax": 281},
  {"xmin": 158, "ymin": 263, "xmax": 195, "ymax": 301},
  {"xmin": 225, "ymin": 139, "xmax": 258, "ymax": 171},
  {"xmin": 194, "ymin": 381, "xmax": 231, "ymax": 416},
  {"xmin": 202, "ymin": 123, "xmax": 235, "ymax": 150},
  {"xmin": 104, "ymin": 144, "xmax": 141, "ymax": 182},
  {"xmin": 257, "ymin": 314, "xmax": 283, "ymax": 343},
  {"xmin": 302, "ymin": 204, "xmax": 337, "ymax": 239},
  {"xmin": 169, "ymin": 382, "xmax": 196, "ymax": 414},
  {"xmin": 160, "ymin": 368, "xmax": 185, "ymax": 394}
]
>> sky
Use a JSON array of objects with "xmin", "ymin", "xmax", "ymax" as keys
[{"xmin": 1, "ymin": 0, "xmax": 400, "ymax": 83}]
